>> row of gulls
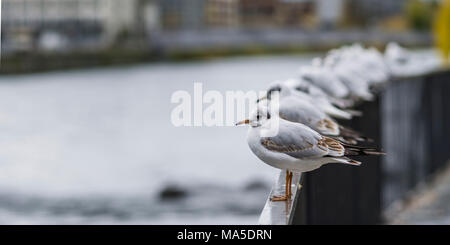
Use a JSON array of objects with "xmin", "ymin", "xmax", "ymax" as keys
[{"xmin": 236, "ymin": 43, "xmax": 440, "ymax": 202}]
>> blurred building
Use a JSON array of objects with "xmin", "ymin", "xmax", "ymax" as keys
[
  {"xmin": 238, "ymin": 0, "xmax": 277, "ymax": 28},
  {"xmin": 275, "ymin": 0, "xmax": 316, "ymax": 29},
  {"xmin": 1, "ymin": 0, "xmax": 138, "ymax": 52},
  {"xmin": 204, "ymin": 0, "xmax": 240, "ymax": 28},
  {"xmin": 316, "ymin": 0, "xmax": 345, "ymax": 29},
  {"xmin": 238, "ymin": 0, "xmax": 317, "ymax": 29},
  {"xmin": 141, "ymin": 0, "xmax": 161, "ymax": 32},
  {"xmin": 1, "ymin": 0, "xmax": 421, "ymax": 56},
  {"xmin": 158, "ymin": 0, "xmax": 205, "ymax": 30},
  {"xmin": 346, "ymin": 0, "xmax": 407, "ymax": 25}
]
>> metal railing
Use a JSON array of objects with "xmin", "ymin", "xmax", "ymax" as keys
[
  {"xmin": 259, "ymin": 70, "xmax": 450, "ymax": 225},
  {"xmin": 258, "ymin": 171, "xmax": 302, "ymax": 225}
]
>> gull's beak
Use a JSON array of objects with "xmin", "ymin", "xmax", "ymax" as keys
[
  {"xmin": 256, "ymin": 95, "xmax": 267, "ymax": 103},
  {"xmin": 235, "ymin": 119, "xmax": 250, "ymax": 126}
]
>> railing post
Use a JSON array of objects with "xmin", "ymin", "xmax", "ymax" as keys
[
  {"xmin": 381, "ymin": 76, "xmax": 429, "ymax": 207},
  {"xmin": 290, "ymin": 98, "xmax": 382, "ymax": 225},
  {"xmin": 425, "ymin": 71, "xmax": 450, "ymax": 174},
  {"xmin": 258, "ymin": 171, "xmax": 303, "ymax": 225}
]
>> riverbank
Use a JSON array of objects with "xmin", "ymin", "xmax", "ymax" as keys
[
  {"xmin": 0, "ymin": 45, "xmax": 329, "ymax": 75},
  {"xmin": 1, "ymin": 29, "xmax": 432, "ymax": 75}
]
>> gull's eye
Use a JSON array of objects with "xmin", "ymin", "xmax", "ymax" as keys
[{"xmin": 256, "ymin": 114, "xmax": 261, "ymax": 120}]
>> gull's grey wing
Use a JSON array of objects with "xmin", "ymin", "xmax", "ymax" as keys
[
  {"xmin": 260, "ymin": 120, "xmax": 343, "ymax": 159},
  {"xmin": 279, "ymin": 98, "xmax": 339, "ymax": 135},
  {"xmin": 279, "ymin": 97, "xmax": 325, "ymax": 125}
]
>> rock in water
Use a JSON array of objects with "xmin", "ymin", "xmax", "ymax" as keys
[{"xmin": 159, "ymin": 185, "xmax": 188, "ymax": 201}]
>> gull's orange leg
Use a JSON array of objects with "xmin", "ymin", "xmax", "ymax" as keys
[
  {"xmin": 286, "ymin": 170, "xmax": 290, "ymax": 197},
  {"xmin": 285, "ymin": 170, "xmax": 289, "ymax": 196},
  {"xmin": 288, "ymin": 171, "xmax": 293, "ymax": 198},
  {"xmin": 270, "ymin": 170, "xmax": 290, "ymax": 202}
]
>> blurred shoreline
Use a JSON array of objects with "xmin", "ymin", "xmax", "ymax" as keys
[{"xmin": 1, "ymin": 29, "xmax": 432, "ymax": 75}]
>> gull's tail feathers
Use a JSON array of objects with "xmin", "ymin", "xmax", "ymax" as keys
[
  {"xmin": 344, "ymin": 109, "xmax": 363, "ymax": 117},
  {"xmin": 327, "ymin": 135, "xmax": 358, "ymax": 145},
  {"xmin": 324, "ymin": 106, "xmax": 353, "ymax": 120},
  {"xmin": 330, "ymin": 157, "xmax": 362, "ymax": 166},
  {"xmin": 359, "ymin": 92, "xmax": 375, "ymax": 102},
  {"xmin": 342, "ymin": 144, "xmax": 386, "ymax": 156},
  {"xmin": 329, "ymin": 97, "xmax": 355, "ymax": 109},
  {"xmin": 339, "ymin": 126, "xmax": 374, "ymax": 143}
]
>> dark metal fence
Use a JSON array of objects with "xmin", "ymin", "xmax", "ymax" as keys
[
  {"xmin": 382, "ymin": 71, "xmax": 450, "ymax": 209},
  {"xmin": 260, "ymin": 70, "xmax": 450, "ymax": 225}
]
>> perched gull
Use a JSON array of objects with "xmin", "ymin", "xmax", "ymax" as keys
[
  {"xmin": 284, "ymin": 77, "xmax": 355, "ymax": 109},
  {"xmin": 236, "ymin": 106, "xmax": 383, "ymax": 201},
  {"xmin": 384, "ymin": 42, "xmax": 439, "ymax": 76},
  {"xmin": 359, "ymin": 48, "xmax": 391, "ymax": 85},
  {"xmin": 298, "ymin": 59, "xmax": 350, "ymax": 99},
  {"xmin": 385, "ymin": 42, "xmax": 410, "ymax": 68},
  {"xmin": 323, "ymin": 53, "xmax": 375, "ymax": 101},
  {"xmin": 259, "ymin": 83, "xmax": 370, "ymax": 144},
  {"xmin": 335, "ymin": 45, "xmax": 390, "ymax": 85},
  {"xmin": 260, "ymin": 81, "xmax": 359, "ymax": 120}
]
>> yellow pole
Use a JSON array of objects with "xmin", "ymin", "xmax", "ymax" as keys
[{"xmin": 434, "ymin": 0, "xmax": 450, "ymax": 66}]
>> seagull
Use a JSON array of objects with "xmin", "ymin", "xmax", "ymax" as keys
[
  {"xmin": 298, "ymin": 59, "xmax": 350, "ymax": 99},
  {"xmin": 359, "ymin": 48, "xmax": 391, "ymax": 85},
  {"xmin": 260, "ymin": 83, "xmax": 373, "ymax": 145},
  {"xmin": 259, "ymin": 82, "xmax": 370, "ymax": 144},
  {"xmin": 384, "ymin": 42, "xmax": 438, "ymax": 76},
  {"xmin": 236, "ymin": 106, "xmax": 383, "ymax": 201},
  {"xmin": 385, "ymin": 42, "xmax": 410, "ymax": 67},
  {"xmin": 334, "ymin": 45, "xmax": 390, "ymax": 85},
  {"xmin": 260, "ymin": 81, "xmax": 360, "ymax": 120},
  {"xmin": 284, "ymin": 77, "xmax": 355, "ymax": 109},
  {"xmin": 323, "ymin": 53, "xmax": 375, "ymax": 101}
]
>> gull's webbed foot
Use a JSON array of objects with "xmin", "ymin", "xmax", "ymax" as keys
[{"xmin": 270, "ymin": 195, "xmax": 289, "ymax": 202}]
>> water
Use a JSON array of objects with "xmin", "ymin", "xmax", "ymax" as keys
[{"xmin": 0, "ymin": 55, "xmax": 314, "ymax": 224}]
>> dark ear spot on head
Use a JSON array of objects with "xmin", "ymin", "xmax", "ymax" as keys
[
  {"xmin": 267, "ymin": 85, "xmax": 281, "ymax": 100},
  {"xmin": 267, "ymin": 112, "xmax": 271, "ymax": 119},
  {"xmin": 296, "ymin": 85, "xmax": 309, "ymax": 93}
]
